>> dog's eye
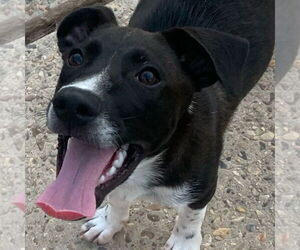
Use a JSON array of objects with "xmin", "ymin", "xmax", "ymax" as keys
[
  {"xmin": 68, "ymin": 50, "xmax": 84, "ymax": 66},
  {"xmin": 137, "ymin": 68, "xmax": 160, "ymax": 85}
]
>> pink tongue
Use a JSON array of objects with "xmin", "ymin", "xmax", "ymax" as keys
[{"xmin": 36, "ymin": 138, "xmax": 115, "ymax": 220}]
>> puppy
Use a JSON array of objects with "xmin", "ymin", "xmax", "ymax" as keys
[{"xmin": 37, "ymin": 0, "xmax": 274, "ymax": 249}]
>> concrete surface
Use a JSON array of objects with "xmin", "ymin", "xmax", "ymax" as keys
[
  {"xmin": 0, "ymin": 1, "xmax": 25, "ymax": 249},
  {"xmin": 25, "ymin": 0, "xmax": 276, "ymax": 249}
]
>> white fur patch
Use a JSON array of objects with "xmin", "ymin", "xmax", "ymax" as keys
[
  {"xmin": 164, "ymin": 206, "xmax": 207, "ymax": 250},
  {"xmin": 93, "ymin": 114, "xmax": 117, "ymax": 147},
  {"xmin": 110, "ymin": 151, "xmax": 194, "ymax": 207},
  {"xmin": 81, "ymin": 204, "xmax": 128, "ymax": 245},
  {"xmin": 60, "ymin": 68, "xmax": 110, "ymax": 93}
]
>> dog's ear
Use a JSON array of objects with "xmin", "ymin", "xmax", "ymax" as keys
[
  {"xmin": 57, "ymin": 6, "xmax": 117, "ymax": 51},
  {"xmin": 161, "ymin": 27, "xmax": 249, "ymax": 97}
]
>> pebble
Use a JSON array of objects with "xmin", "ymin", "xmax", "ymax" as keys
[
  {"xmin": 141, "ymin": 229, "xmax": 155, "ymax": 239},
  {"xmin": 147, "ymin": 204, "xmax": 163, "ymax": 211},
  {"xmin": 213, "ymin": 228, "xmax": 231, "ymax": 238},
  {"xmin": 55, "ymin": 225, "xmax": 64, "ymax": 232},
  {"xmin": 236, "ymin": 207, "xmax": 246, "ymax": 213},
  {"xmin": 260, "ymin": 131, "xmax": 275, "ymax": 142},
  {"xmin": 282, "ymin": 131, "xmax": 299, "ymax": 141},
  {"xmin": 219, "ymin": 160, "xmax": 228, "ymax": 169},
  {"xmin": 202, "ymin": 234, "xmax": 212, "ymax": 247},
  {"xmin": 256, "ymin": 210, "xmax": 264, "ymax": 218},
  {"xmin": 247, "ymin": 130, "xmax": 256, "ymax": 137},
  {"xmin": 252, "ymin": 188, "xmax": 260, "ymax": 196},
  {"xmin": 38, "ymin": 71, "xmax": 44, "ymax": 78},
  {"xmin": 147, "ymin": 213, "xmax": 160, "ymax": 222},
  {"xmin": 259, "ymin": 141, "xmax": 266, "ymax": 150},
  {"xmin": 238, "ymin": 151, "xmax": 248, "ymax": 160},
  {"xmin": 258, "ymin": 232, "xmax": 267, "ymax": 242},
  {"xmin": 246, "ymin": 224, "xmax": 256, "ymax": 232},
  {"xmin": 231, "ymin": 216, "xmax": 245, "ymax": 223}
]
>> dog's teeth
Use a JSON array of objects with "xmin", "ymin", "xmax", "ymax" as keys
[
  {"xmin": 122, "ymin": 150, "xmax": 127, "ymax": 158},
  {"xmin": 113, "ymin": 159, "xmax": 122, "ymax": 168},
  {"xmin": 99, "ymin": 175, "xmax": 105, "ymax": 184},
  {"xmin": 117, "ymin": 152, "xmax": 124, "ymax": 162},
  {"xmin": 122, "ymin": 144, "xmax": 129, "ymax": 151},
  {"xmin": 107, "ymin": 167, "xmax": 116, "ymax": 176}
]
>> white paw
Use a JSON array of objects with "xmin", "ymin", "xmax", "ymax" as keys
[
  {"xmin": 164, "ymin": 231, "xmax": 202, "ymax": 250},
  {"xmin": 80, "ymin": 205, "xmax": 124, "ymax": 245}
]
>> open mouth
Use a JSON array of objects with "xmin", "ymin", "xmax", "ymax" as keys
[{"xmin": 36, "ymin": 136, "xmax": 144, "ymax": 221}]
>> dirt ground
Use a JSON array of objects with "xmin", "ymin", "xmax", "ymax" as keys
[{"xmin": 24, "ymin": 0, "xmax": 276, "ymax": 249}]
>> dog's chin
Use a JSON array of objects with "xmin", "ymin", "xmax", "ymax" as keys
[{"xmin": 57, "ymin": 135, "xmax": 145, "ymax": 219}]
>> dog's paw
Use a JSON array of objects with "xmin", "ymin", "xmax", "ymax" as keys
[
  {"xmin": 80, "ymin": 206, "xmax": 124, "ymax": 245},
  {"xmin": 163, "ymin": 231, "xmax": 202, "ymax": 250}
]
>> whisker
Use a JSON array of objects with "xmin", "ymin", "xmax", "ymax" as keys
[{"xmin": 121, "ymin": 115, "xmax": 140, "ymax": 121}]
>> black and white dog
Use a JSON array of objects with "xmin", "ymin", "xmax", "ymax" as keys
[{"xmin": 38, "ymin": 0, "xmax": 274, "ymax": 249}]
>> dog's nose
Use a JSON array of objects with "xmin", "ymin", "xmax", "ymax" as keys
[{"xmin": 52, "ymin": 87, "xmax": 101, "ymax": 126}]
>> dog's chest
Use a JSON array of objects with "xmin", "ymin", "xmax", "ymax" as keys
[{"xmin": 123, "ymin": 153, "xmax": 193, "ymax": 207}]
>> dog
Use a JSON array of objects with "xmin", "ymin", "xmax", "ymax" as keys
[{"xmin": 37, "ymin": 0, "xmax": 274, "ymax": 249}]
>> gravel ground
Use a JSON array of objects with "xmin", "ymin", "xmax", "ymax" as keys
[{"xmin": 25, "ymin": 1, "xmax": 276, "ymax": 249}]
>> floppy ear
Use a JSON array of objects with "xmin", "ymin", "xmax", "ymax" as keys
[
  {"xmin": 161, "ymin": 28, "xmax": 249, "ymax": 97},
  {"xmin": 57, "ymin": 6, "xmax": 117, "ymax": 51}
]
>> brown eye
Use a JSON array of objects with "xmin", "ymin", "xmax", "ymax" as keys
[
  {"xmin": 137, "ymin": 68, "xmax": 160, "ymax": 85},
  {"xmin": 68, "ymin": 50, "xmax": 84, "ymax": 66}
]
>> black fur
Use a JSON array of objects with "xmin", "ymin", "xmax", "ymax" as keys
[{"xmin": 50, "ymin": 0, "xmax": 274, "ymax": 212}]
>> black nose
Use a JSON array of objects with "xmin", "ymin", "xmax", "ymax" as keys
[{"xmin": 52, "ymin": 87, "xmax": 101, "ymax": 126}]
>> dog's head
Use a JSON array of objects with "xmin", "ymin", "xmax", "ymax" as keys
[{"xmin": 40, "ymin": 7, "xmax": 249, "ymax": 220}]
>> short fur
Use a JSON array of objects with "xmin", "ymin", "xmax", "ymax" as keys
[{"xmin": 47, "ymin": 0, "xmax": 274, "ymax": 248}]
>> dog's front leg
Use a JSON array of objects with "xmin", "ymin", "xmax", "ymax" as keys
[
  {"xmin": 164, "ymin": 205, "xmax": 207, "ymax": 250},
  {"xmin": 80, "ymin": 188, "xmax": 133, "ymax": 245}
]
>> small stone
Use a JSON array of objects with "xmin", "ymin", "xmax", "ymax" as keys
[
  {"xmin": 256, "ymin": 210, "xmax": 264, "ymax": 218},
  {"xmin": 219, "ymin": 160, "xmax": 228, "ymax": 169},
  {"xmin": 282, "ymin": 131, "xmax": 299, "ymax": 141},
  {"xmin": 246, "ymin": 224, "xmax": 256, "ymax": 232},
  {"xmin": 231, "ymin": 216, "xmax": 245, "ymax": 222},
  {"xmin": 202, "ymin": 234, "xmax": 212, "ymax": 247},
  {"xmin": 213, "ymin": 228, "xmax": 230, "ymax": 238},
  {"xmin": 247, "ymin": 130, "xmax": 256, "ymax": 137},
  {"xmin": 215, "ymin": 236, "xmax": 223, "ymax": 241},
  {"xmin": 260, "ymin": 194, "xmax": 270, "ymax": 204},
  {"xmin": 25, "ymin": 94, "xmax": 36, "ymax": 101},
  {"xmin": 147, "ymin": 213, "xmax": 160, "ymax": 222},
  {"xmin": 141, "ymin": 229, "xmax": 155, "ymax": 239},
  {"xmin": 148, "ymin": 204, "xmax": 163, "ymax": 211},
  {"xmin": 236, "ymin": 207, "xmax": 246, "ymax": 213},
  {"xmin": 259, "ymin": 141, "xmax": 266, "ymax": 151},
  {"xmin": 27, "ymin": 44, "xmax": 37, "ymax": 49},
  {"xmin": 260, "ymin": 131, "xmax": 274, "ymax": 142},
  {"xmin": 258, "ymin": 232, "xmax": 267, "ymax": 242},
  {"xmin": 55, "ymin": 225, "xmax": 64, "ymax": 232},
  {"xmin": 252, "ymin": 188, "xmax": 259, "ymax": 196},
  {"xmin": 238, "ymin": 151, "xmax": 247, "ymax": 160}
]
